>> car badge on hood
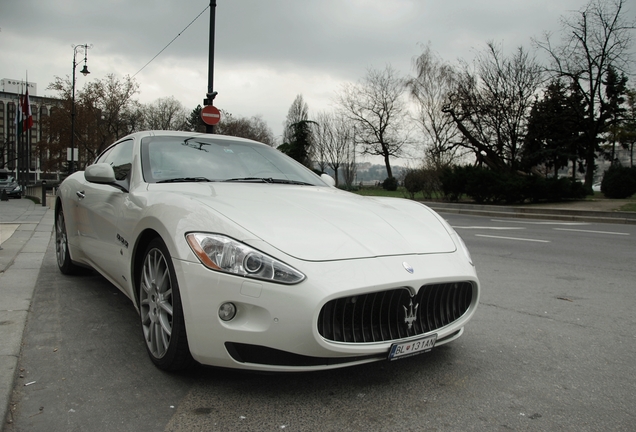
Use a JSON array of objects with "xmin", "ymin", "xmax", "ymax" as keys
[
  {"xmin": 403, "ymin": 299, "xmax": 419, "ymax": 330},
  {"xmin": 403, "ymin": 262, "xmax": 414, "ymax": 274}
]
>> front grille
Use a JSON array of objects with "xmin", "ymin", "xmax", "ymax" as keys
[{"xmin": 318, "ymin": 282, "xmax": 473, "ymax": 343}]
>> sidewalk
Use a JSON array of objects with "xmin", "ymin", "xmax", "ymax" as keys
[{"xmin": 1, "ymin": 198, "xmax": 54, "ymax": 429}]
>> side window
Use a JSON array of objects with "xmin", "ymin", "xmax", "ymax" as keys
[{"xmin": 101, "ymin": 140, "xmax": 134, "ymax": 181}]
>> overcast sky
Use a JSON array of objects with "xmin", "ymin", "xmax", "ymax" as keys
[{"xmin": 1, "ymin": 0, "xmax": 620, "ymax": 145}]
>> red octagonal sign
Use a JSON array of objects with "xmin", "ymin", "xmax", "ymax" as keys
[{"xmin": 201, "ymin": 105, "xmax": 221, "ymax": 126}]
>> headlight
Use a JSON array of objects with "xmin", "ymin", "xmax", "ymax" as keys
[{"xmin": 186, "ymin": 233, "xmax": 305, "ymax": 284}]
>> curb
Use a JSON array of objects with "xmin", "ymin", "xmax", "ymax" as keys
[{"xmin": 422, "ymin": 202, "xmax": 636, "ymax": 225}]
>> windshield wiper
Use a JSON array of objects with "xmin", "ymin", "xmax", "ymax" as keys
[
  {"xmin": 223, "ymin": 177, "xmax": 314, "ymax": 186},
  {"xmin": 223, "ymin": 177, "xmax": 270, "ymax": 183},
  {"xmin": 268, "ymin": 179, "xmax": 314, "ymax": 186},
  {"xmin": 157, "ymin": 177, "xmax": 214, "ymax": 183}
]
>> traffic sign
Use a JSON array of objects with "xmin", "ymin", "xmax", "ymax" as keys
[{"xmin": 201, "ymin": 105, "xmax": 221, "ymax": 126}]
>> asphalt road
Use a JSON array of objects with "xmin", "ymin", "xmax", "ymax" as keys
[{"xmin": 6, "ymin": 213, "xmax": 636, "ymax": 431}]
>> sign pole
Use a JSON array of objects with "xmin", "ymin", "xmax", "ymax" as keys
[{"xmin": 205, "ymin": 0, "xmax": 217, "ymax": 134}]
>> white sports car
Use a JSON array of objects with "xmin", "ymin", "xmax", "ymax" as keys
[{"xmin": 55, "ymin": 130, "xmax": 480, "ymax": 372}]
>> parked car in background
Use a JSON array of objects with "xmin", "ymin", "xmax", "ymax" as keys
[
  {"xmin": 0, "ymin": 169, "xmax": 22, "ymax": 198},
  {"xmin": 54, "ymin": 130, "xmax": 480, "ymax": 372}
]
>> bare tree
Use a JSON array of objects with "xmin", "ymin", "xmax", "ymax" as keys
[
  {"xmin": 534, "ymin": 0, "xmax": 635, "ymax": 186},
  {"xmin": 81, "ymin": 74, "xmax": 140, "ymax": 146},
  {"xmin": 337, "ymin": 65, "xmax": 408, "ymax": 179},
  {"xmin": 44, "ymin": 73, "xmax": 140, "ymax": 168},
  {"xmin": 142, "ymin": 96, "xmax": 189, "ymax": 131},
  {"xmin": 215, "ymin": 111, "xmax": 275, "ymax": 146},
  {"xmin": 406, "ymin": 44, "xmax": 463, "ymax": 169},
  {"xmin": 341, "ymin": 132, "xmax": 357, "ymax": 190},
  {"xmin": 442, "ymin": 42, "xmax": 543, "ymax": 172},
  {"xmin": 312, "ymin": 111, "xmax": 331, "ymax": 173},
  {"xmin": 313, "ymin": 111, "xmax": 353, "ymax": 185},
  {"xmin": 619, "ymin": 88, "xmax": 636, "ymax": 166}
]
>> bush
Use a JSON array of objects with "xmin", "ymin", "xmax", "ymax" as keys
[
  {"xmin": 439, "ymin": 165, "xmax": 587, "ymax": 204},
  {"xmin": 382, "ymin": 176, "xmax": 398, "ymax": 191},
  {"xmin": 403, "ymin": 169, "xmax": 424, "ymax": 199},
  {"xmin": 601, "ymin": 165, "xmax": 636, "ymax": 199},
  {"xmin": 440, "ymin": 166, "xmax": 468, "ymax": 201},
  {"xmin": 464, "ymin": 167, "xmax": 499, "ymax": 203}
]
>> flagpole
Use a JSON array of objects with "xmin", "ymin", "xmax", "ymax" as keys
[
  {"xmin": 16, "ymin": 83, "xmax": 23, "ymax": 191},
  {"xmin": 25, "ymin": 73, "xmax": 30, "ymax": 190}
]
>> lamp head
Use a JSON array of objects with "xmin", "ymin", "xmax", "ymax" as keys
[{"xmin": 80, "ymin": 65, "xmax": 90, "ymax": 76}]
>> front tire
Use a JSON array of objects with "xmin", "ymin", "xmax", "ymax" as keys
[{"xmin": 139, "ymin": 238, "xmax": 194, "ymax": 371}]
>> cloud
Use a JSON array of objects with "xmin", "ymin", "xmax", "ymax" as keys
[{"xmin": 1, "ymin": 0, "xmax": 600, "ymax": 141}]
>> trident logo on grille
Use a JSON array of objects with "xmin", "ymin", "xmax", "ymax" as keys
[{"xmin": 403, "ymin": 299, "xmax": 419, "ymax": 330}]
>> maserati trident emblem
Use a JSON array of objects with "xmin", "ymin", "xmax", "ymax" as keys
[
  {"xmin": 402, "ymin": 262, "xmax": 414, "ymax": 274},
  {"xmin": 403, "ymin": 299, "xmax": 419, "ymax": 330}
]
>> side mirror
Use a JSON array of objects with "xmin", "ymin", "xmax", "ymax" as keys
[
  {"xmin": 320, "ymin": 173, "xmax": 336, "ymax": 187},
  {"xmin": 85, "ymin": 163, "xmax": 116, "ymax": 184}
]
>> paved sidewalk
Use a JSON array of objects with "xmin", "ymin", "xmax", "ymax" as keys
[{"xmin": 1, "ymin": 198, "xmax": 54, "ymax": 430}]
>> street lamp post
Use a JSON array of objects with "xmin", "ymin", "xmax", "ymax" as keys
[
  {"xmin": 70, "ymin": 44, "xmax": 91, "ymax": 173},
  {"xmin": 204, "ymin": 0, "xmax": 217, "ymax": 134}
]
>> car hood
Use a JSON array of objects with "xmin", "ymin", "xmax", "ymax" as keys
[{"xmin": 152, "ymin": 183, "xmax": 456, "ymax": 262}]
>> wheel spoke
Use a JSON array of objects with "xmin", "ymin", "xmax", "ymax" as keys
[
  {"xmin": 141, "ymin": 270, "xmax": 152, "ymax": 294},
  {"xmin": 158, "ymin": 310, "xmax": 172, "ymax": 336},
  {"xmin": 159, "ymin": 301, "xmax": 173, "ymax": 316},
  {"xmin": 156, "ymin": 266, "xmax": 169, "ymax": 293},
  {"xmin": 154, "ymin": 322, "xmax": 166, "ymax": 355}
]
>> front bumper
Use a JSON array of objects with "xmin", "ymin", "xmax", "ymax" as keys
[{"xmin": 173, "ymin": 251, "xmax": 479, "ymax": 372}]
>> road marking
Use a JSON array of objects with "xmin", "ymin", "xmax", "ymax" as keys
[
  {"xmin": 453, "ymin": 226, "xmax": 525, "ymax": 230},
  {"xmin": 491, "ymin": 219, "xmax": 589, "ymax": 226},
  {"xmin": 553, "ymin": 228, "xmax": 630, "ymax": 236},
  {"xmin": 475, "ymin": 234, "xmax": 551, "ymax": 243}
]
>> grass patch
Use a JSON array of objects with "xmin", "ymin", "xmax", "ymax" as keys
[
  {"xmin": 590, "ymin": 192, "xmax": 636, "ymax": 212},
  {"xmin": 618, "ymin": 202, "xmax": 636, "ymax": 212},
  {"xmin": 353, "ymin": 187, "xmax": 409, "ymax": 198}
]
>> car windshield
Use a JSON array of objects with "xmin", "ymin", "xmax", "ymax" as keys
[
  {"xmin": 0, "ymin": 176, "xmax": 14, "ymax": 184},
  {"xmin": 141, "ymin": 136, "xmax": 325, "ymax": 186}
]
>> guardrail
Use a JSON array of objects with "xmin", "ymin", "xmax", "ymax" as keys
[{"xmin": 24, "ymin": 183, "xmax": 57, "ymax": 208}]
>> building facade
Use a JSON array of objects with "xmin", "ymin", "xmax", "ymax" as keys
[{"xmin": 0, "ymin": 79, "xmax": 61, "ymax": 187}]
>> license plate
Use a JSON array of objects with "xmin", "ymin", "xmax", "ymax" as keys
[{"xmin": 388, "ymin": 334, "xmax": 437, "ymax": 360}]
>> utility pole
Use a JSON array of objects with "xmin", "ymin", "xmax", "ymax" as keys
[{"xmin": 204, "ymin": 0, "xmax": 217, "ymax": 134}]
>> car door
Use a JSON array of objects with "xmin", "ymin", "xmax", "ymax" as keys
[{"xmin": 78, "ymin": 140, "xmax": 133, "ymax": 286}]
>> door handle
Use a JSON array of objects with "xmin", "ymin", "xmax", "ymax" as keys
[{"xmin": 76, "ymin": 190, "xmax": 85, "ymax": 199}]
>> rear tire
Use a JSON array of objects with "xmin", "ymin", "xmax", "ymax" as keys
[
  {"xmin": 55, "ymin": 206, "xmax": 82, "ymax": 275},
  {"xmin": 138, "ymin": 237, "xmax": 194, "ymax": 371}
]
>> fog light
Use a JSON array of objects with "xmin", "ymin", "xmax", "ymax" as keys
[{"xmin": 218, "ymin": 302, "xmax": 237, "ymax": 321}]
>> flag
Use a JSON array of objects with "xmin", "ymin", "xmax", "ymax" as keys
[
  {"xmin": 15, "ymin": 91, "xmax": 23, "ymax": 138},
  {"xmin": 22, "ymin": 88, "xmax": 33, "ymax": 131}
]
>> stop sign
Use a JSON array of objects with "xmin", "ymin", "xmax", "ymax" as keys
[{"xmin": 201, "ymin": 105, "xmax": 221, "ymax": 126}]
